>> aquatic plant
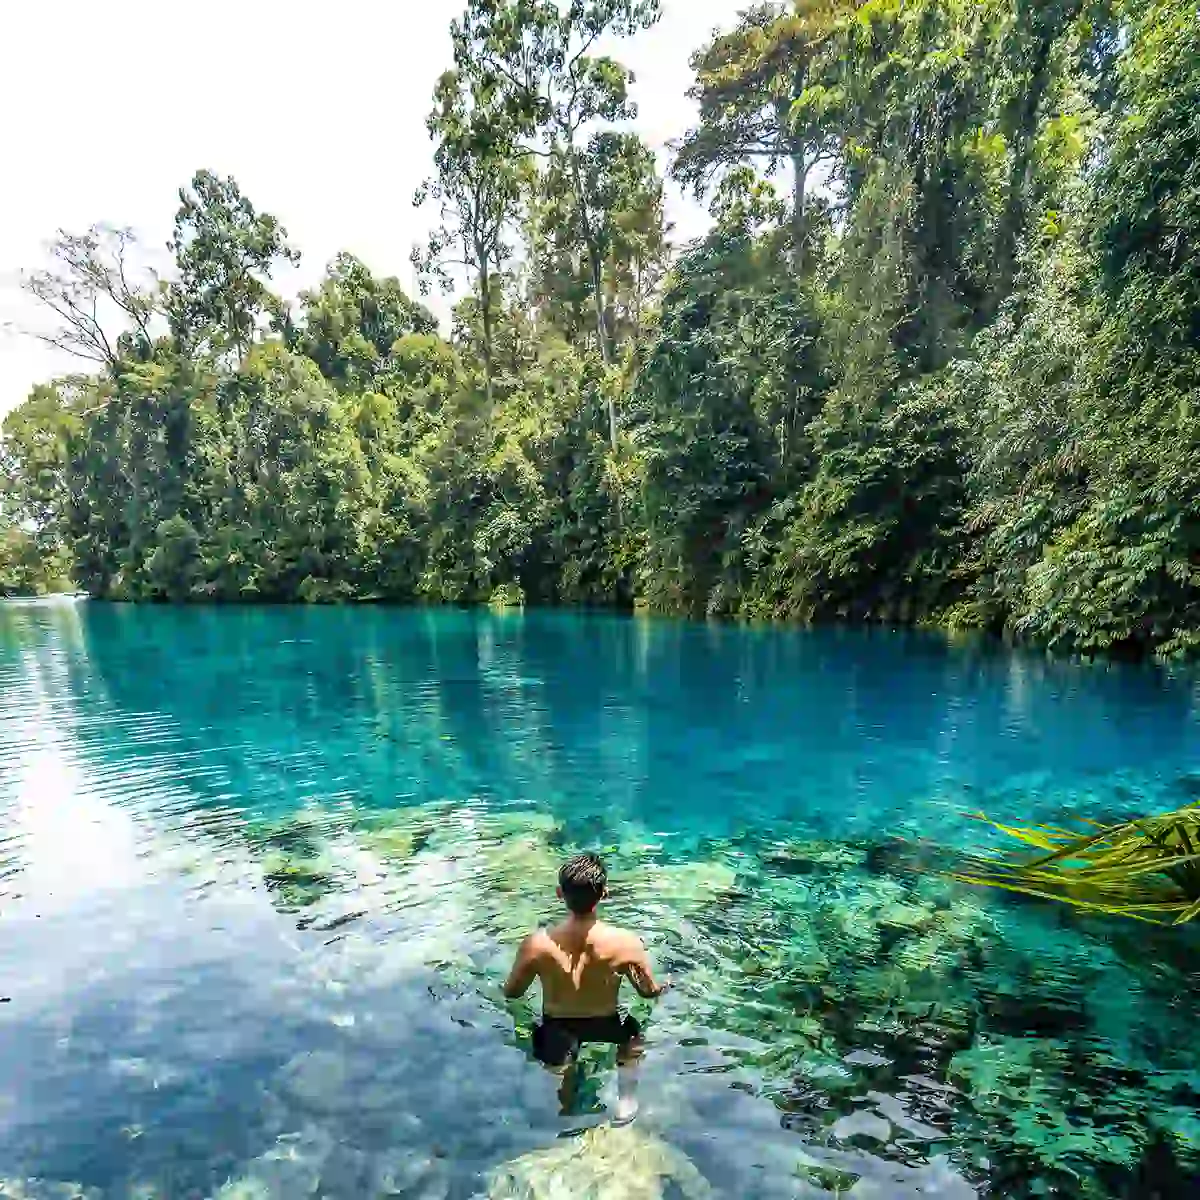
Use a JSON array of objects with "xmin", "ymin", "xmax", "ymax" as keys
[{"xmin": 953, "ymin": 804, "xmax": 1200, "ymax": 924}]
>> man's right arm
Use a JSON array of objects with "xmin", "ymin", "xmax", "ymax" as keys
[
  {"xmin": 503, "ymin": 933, "xmax": 540, "ymax": 999},
  {"xmin": 622, "ymin": 937, "xmax": 668, "ymax": 999}
]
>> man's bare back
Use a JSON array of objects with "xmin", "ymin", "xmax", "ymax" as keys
[{"xmin": 506, "ymin": 917, "xmax": 663, "ymax": 1017}]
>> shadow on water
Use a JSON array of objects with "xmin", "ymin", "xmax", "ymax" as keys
[{"xmin": 1, "ymin": 599, "xmax": 1199, "ymax": 1197}]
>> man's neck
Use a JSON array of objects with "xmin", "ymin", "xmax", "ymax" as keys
[{"xmin": 563, "ymin": 911, "xmax": 598, "ymax": 932}]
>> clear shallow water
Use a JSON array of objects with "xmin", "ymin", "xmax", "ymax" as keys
[{"xmin": 1, "ymin": 600, "xmax": 1199, "ymax": 1198}]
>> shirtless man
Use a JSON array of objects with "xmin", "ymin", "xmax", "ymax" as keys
[{"xmin": 503, "ymin": 852, "xmax": 667, "ymax": 1115}]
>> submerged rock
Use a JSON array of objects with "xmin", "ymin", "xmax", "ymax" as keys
[
  {"xmin": 832, "ymin": 1108, "xmax": 893, "ymax": 1145},
  {"xmin": 479, "ymin": 833, "xmax": 562, "ymax": 893},
  {"xmin": 370, "ymin": 1147, "xmax": 448, "ymax": 1197},
  {"xmin": 251, "ymin": 810, "xmax": 341, "ymax": 859},
  {"xmin": 0, "ymin": 1183, "xmax": 100, "ymax": 1200},
  {"xmin": 213, "ymin": 1179, "xmax": 271, "ymax": 1200},
  {"xmin": 949, "ymin": 1035, "xmax": 1147, "ymax": 1188},
  {"xmin": 350, "ymin": 803, "xmax": 448, "ymax": 863},
  {"xmin": 485, "ymin": 1124, "xmax": 712, "ymax": 1199},
  {"xmin": 763, "ymin": 839, "xmax": 869, "ymax": 874},
  {"xmin": 358, "ymin": 824, "xmax": 428, "ymax": 862},
  {"xmin": 261, "ymin": 850, "xmax": 338, "ymax": 909},
  {"xmin": 212, "ymin": 1127, "xmax": 334, "ymax": 1199},
  {"xmin": 651, "ymin": 860, "xmax": 740, "ymax": 906}
]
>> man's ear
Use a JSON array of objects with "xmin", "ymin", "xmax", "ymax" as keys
[{"xmin": 556, "ymin": 885, "xmax": 564, "ymax": 900}]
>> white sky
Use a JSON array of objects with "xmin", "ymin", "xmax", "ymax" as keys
[{"xmin": 0, "ymin": 0, "xmax": 745, "ymax": 417}]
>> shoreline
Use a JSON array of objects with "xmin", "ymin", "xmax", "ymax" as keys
[{"xmin": 2, "ymin": 590, "xmax": 1185, "ymax": 668}]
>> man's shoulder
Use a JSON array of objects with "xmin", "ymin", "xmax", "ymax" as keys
[
  {"xmin": 521, "ymin": 927, "xmax": 551, "ymax": 953},
  {"xmin": 593, "ymin": 921, "xmax": 642, "ymax": 950}
]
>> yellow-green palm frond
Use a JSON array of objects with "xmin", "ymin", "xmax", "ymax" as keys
[{"xmin": 952, "ymin": 804, "xmax": 1200, "ymax": 926}]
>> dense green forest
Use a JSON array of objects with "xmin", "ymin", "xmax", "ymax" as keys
[{"xmin": 2, "ymin": 0, "xmax": 1198, "ymax": 659}]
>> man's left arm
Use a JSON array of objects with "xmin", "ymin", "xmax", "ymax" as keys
[
  {"xmin": 622, "ymin": 935, "xmax": 668, "ymax": 999},
  {"xmin": 503, "ymin": 933, "xmax": 540, "ymax": 999}
]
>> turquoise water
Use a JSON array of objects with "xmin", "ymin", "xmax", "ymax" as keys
[{"xmin": 1, "ymin": 600, "xmax": 1199, "ymax": 1198}]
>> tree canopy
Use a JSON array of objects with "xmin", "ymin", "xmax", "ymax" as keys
[{"xmin": 4, "ymin": 0, "xmax": 1199, "ymax": 660}]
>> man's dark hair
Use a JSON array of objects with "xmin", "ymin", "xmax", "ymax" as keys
[{"xmin": 559, "ymin": 852, "xmax": 607, "ymax": 914}]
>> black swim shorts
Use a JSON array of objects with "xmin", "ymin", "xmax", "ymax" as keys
[{"xmin": 532, "ymin": 1011, "xmax": 642, "ymax": 1067}]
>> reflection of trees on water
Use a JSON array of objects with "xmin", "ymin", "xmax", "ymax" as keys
[
  {"xmin": 54, "ymin": 605, "xmax": 661, "ymax": 830},
  {"xmin": 12, "ymin": 602, "xmax": 1200, "ymax": 881}
]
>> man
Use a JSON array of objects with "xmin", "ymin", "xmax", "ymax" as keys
[{"xmin": 503, "ymin": 852, "xmax": 668, "ymax": 1118}]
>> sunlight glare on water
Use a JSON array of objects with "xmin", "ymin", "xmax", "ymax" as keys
[{"xmin": 1, "ymin": 599, "xmax": 1199, "ymax": 1198}]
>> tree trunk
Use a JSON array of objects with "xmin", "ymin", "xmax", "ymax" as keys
[
  {"xmin": 792, "ymin": 148, "xmax": 809, "ymax": 275},
  {"xmin": 633, "ymin": 257, "xmax": 644, "ymax": 344},
  {"xmin": 997, "ymin": 2, "xmax": 1075, "ymax": 301},
  {"xmin": 477, "ymin": 257, "xmax": 495, "ymax": 417},
  {"xmin": 567, "ymin": 143, "xmax": 618, "ymax": 452},
  {"xmin": 588, "ymin": 251, "xmax": 609, "ymax": 365}
]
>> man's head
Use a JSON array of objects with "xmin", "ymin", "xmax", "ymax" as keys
[{"xmin": 557, "ymin": 852, "xmax": 608, "ymax": 915}]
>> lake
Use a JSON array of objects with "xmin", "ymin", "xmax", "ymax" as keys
[{"xmin": 2, "ymin": 600, "xmax": 1199, "ymax": 1198}]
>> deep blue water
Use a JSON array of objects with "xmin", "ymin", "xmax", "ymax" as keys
[{"xmin": 1, "ymin": 600, "xmax": 1198, "ymax": 1198}]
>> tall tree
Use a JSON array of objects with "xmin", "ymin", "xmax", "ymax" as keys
[
  {"xmin": 674, "ymin": 1, "xmax": 850, "ymax": 271},
  {"xmin": 20, "ymin": 225, "xmax": 159, "ymax": 372},
  {"xmin": 526, "ymin": 131, "xmax": 670, "ymax": 367},
  {"xmin": 294, "ymin": 253, "xmax": 437, "ymax": 393},
  {"xmin": 0, "ymin": 382, "xmax": 84, "ymax": 594},
  {"xmin": 449, "ymin": 0, "xmax": 660, "ymax": 445},
  {"xmin": 166, "ymin": 170, "xmax": 299, "ymax": 362},
  {"xmin": 414, "ymin": 67, "xmax": 526, "ymax": 413},
  {"xmin": 1013, "ymin": 0, "xmax": 1200, "ymax": 658}
]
